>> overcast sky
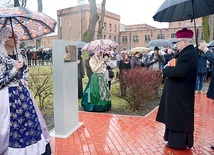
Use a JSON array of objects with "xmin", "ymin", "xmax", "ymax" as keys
[{"xmin": 26, "ymin": 0, "xmax": 168, "ymax": 28}]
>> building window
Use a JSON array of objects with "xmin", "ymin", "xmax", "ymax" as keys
[
  {"xmin": 171, "ymin": 33, "xmax": 176, "ymax": 38},
  {"xmin": 109, "ymin": 23, "xmax": 112, "ymax": 31},
  {"xmin": 114, "ymin": 25, "xmax": 117, "ymax": 32},
  {"xmin": 145, "ymin": 35, "xmax": 151, "ymax": 41},
  {"xmin": 104, "ymin": 35, "xmax": 106, "ymax": 39},
  {"xmin": 133, "ymin": 35, "xmax": 139, "ymax": 42},
  {"xmin": 109, "ymin": 35, "xmax": 111, "ymax": 39},
  {"xmin": 114, "ymin": 36, "xmax": 116, "ymax": 42},
  {"xmin": 123, "ymin": 36, "xmax": 128, "ymax": 42},
  {"xmin": 103, "ymin": 22, "xmax": 106, "ymax": 30},
  {"xmin": 157, "ymin": 34, "xmax": 164, "ymax": 39},
  {"xmin": 185, "ymin": 22, "xmax": 191, "ymax": 26}
]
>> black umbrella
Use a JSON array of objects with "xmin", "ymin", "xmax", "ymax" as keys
[
  {"xmin": 168, "ymin": 38, "xmax": 177, "ymax": 44},
  {"xmin": 153, "ymin": 0, "xmax": 214, "ymax": 45}
]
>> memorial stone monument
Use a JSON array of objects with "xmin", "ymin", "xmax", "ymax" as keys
[{"xmin": 51, "ymin": 40, "xmax": 82, "ymax": 138}]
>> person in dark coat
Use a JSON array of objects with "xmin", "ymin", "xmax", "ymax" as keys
[
  {"xmin": 199, "ymin": 42, "xmax": 214, "ymax": 150},
  {"xmin": 85, "ymin": 52, "xmax": 94, "ymax": 79},
  {"xmin": 118, "ymin": 54, "xmax": 131, "ymax": 96},
  {"xmin": 156, "ymin": 28, "xmax": 198, "ymax": 149},
  {"xmin": 195, "ymin": 46, "xmax": 207, "ymax": 94},
  {"xmin": 130, "ymin": 51, "xmax": 141, "ymax": 69},
  {"xmin": 143, "ymin": 47, "xmax": 165, "ymax": 72},
  {"xmin": 78, "ymin": 48, "xmax": 85, "ymax": 99},
  {"xmin": 26, "ymin": 49, "xmax": 32, "ymax": 66},
  {"xmin": 163, "ymin": 49, "xmax": 174, "ymax": 65}
]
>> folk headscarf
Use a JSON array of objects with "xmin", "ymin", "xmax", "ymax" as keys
[{"xmin": 0, "ymin": 27, "xmax": 21, "ymax": 58}]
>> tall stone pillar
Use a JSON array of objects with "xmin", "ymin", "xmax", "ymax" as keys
[{"xmin": 50, "ymin": 40, "xmax": 82, "ymax": 138}]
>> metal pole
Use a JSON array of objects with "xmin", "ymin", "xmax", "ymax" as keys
[
  {"xmin": 9, "ymin": 17, "xmax": 18, "ymax": 59},
  {"xmin": 191, "ymin": 0, "xmax": 198, "ymax": 45}
]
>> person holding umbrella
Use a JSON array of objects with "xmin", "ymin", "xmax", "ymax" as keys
[
  {"xmin": 156, "ymin": 28, "xmax": 198, "ymax": 149},
  {"xmin": 81, "ymin": 46, "xmax": 111, "ymax": 112},
  {"xmin": 0, "ymin": 28, "xmax": 51, "ymax": 155}
]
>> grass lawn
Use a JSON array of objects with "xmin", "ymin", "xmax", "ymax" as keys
[
  {"xmin": 29, "ymin": 65, "xmax": 160, "ymax": 117},
  {"xmin": 28, "ymin": 65, "xmax": 161, "ymax": 130},
  {"xmin": 28, "ymin": 65, "xmax": 130, "ymax": 110}
]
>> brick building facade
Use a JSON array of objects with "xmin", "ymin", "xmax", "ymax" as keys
[
  {"xmin": 120, "ymin": 19, "xmax": 203, "ymax": 50},
  {"xmin": 40, "ymin": 4, "xmax": 203, "ymax": 51},
  {"xmin": 57, "ymin": 4, "xmax": 120, "ymax": 42}
]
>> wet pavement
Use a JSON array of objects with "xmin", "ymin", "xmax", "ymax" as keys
[{"xmin": 50, "ymin": 85, "xmax": 214, "ymax": 155}]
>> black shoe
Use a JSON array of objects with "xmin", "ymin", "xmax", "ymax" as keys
[{"xmin": 211, "ymin": 146, "xmax": 214, "ymax": 150}]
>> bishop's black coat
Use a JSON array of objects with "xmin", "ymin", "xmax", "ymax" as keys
[{"xmin": 156, "ymin": 45, "xmax": 198, "ymax": 132}]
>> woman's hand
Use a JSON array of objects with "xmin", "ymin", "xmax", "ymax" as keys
[
  {"xmin": 14, "ymin": 60, "xmax": 23, "ymax": 71},
  {"xmin": 21, "ymin": 79, "xmax": 29, "ymax": 86}
]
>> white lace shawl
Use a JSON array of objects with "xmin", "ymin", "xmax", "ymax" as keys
[{"xmin": 0, "ymin": 27, "xmax": 22, "ymax": 60}]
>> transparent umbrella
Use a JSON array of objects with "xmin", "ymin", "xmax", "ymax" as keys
[{"xmin": 148, "ymin": 39, "xmax": 173, "ymax": 47}]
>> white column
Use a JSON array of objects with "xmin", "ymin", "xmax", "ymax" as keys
[{"xmin": 50, "ymin": 40, "xmax": 82, "ymax": 138}]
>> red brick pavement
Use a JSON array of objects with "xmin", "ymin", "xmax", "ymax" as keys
[{"xmin": 50, "ymin": 93, "xmax": 214, "ymax": 155}]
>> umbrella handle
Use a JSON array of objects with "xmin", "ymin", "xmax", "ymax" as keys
[{"xmin": 191, "ymin": 0, "xmax": 198, "ymax": 46}]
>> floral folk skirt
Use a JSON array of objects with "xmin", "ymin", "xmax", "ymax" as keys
[
  {"xmin": 81, "ymin": 73, "xmax": 111, "ymax": 112},
  {"xmin": 0, "ymin": 83, "xmax": 50, "ymax": 155}
]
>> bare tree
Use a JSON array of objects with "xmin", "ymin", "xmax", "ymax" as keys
[
  {"xmin": 84, "ymin": 0, "xmax": 99, "ymax": 42},
  {"xmin": 14, "ymin": 0, "xmax": 27, "ymax": 7},
  {"xmin": 202, "ymin": 16, "xmax": 210, "ymax": 42},
  {"xmin": 29, "ymin": 67, "xmax": 53, "ymax": 108},
  {"xmin": 209, "ymin": 15, "xmax": 214, "ymax": 41},
  {"xmin": 37, "ymin": 0, "xmax": 42, "ymax": 12},
  {"xmin": 21, "ymin": 0, "xmax": 27, "ymax": 7},
  {"xmin": 97, "ymin": 0, "xmax": 106, "ymax": 39},
  {"xmin": 14, "ymin": 0, "xmax": 20, "ymax": 6}
]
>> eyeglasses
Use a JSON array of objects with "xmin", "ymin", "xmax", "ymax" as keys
[{"xmin": 176, "ymin": 40, "xmax": 184, "ymax": 44}]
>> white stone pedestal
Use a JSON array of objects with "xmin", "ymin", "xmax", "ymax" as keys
[{"xmin": 50, "ymin": 40, "xmax": 82, "ymax": 138}]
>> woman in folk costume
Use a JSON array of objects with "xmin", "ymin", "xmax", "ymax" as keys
[
  {"xmin": 0, "ymin": 28, "xmax": 51, "ymax": 155},
  {"xmin": 81, "ymin": 46, "xmax": 111, "ymax": 112}
]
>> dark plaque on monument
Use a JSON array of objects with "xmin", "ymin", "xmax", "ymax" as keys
[{"xmin": 64, "ymin": 45, "xmax": 77, "ymax": 62}]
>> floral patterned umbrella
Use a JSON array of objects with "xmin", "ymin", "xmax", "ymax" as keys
[
  {"xmin": 81, "ymin": 39, "xmax": 119, "ymax": 51},
  {"xmin": 0, "ymin": 6, "xmax": 57, "ymax": 41}
]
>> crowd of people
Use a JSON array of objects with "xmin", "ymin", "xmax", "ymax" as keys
[
  {"xmin": 20, "ymin": 48, "xmax": 53, "ymax": 66},
  {"xmin": 1, "ymin": 25, "xmax": 214, "ymax": 154},
  {"xmin": 80, "ymin": 28, "xmax": 214, "ymax": 150}
]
